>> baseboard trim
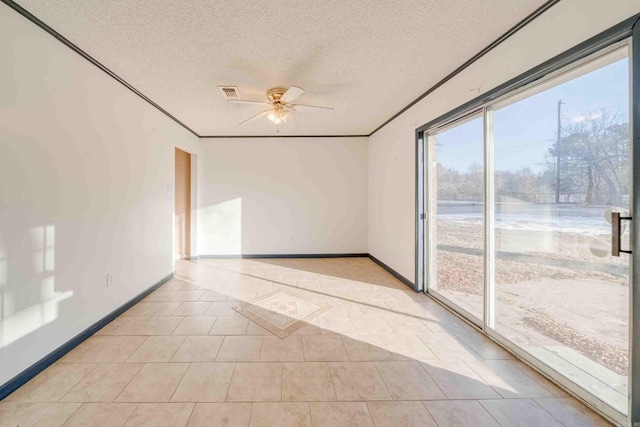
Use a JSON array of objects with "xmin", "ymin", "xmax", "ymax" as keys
[
  {"xmin": 196, "ymin": 252, "xmax": 415, "ymax": 290},
  {"xmin": 0, "ymin": 271, "xmax": 175, "ymax": 401},
  {"xmin": 368, "ymin": 254, "xmax": 415, "ymax": 290},
  {"xmin": 198, "ymin": 253, "xmax": 369, "ymax": 259}
]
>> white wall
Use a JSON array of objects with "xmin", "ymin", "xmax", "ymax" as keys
[
  {"xmin": 0, "ymin": 5, "xmax": 198, "ymax": 385},
  {"xmin": 198, "ymin": 137, "xmax": 368, "ymax": 255},
  {"xmin": 368, "ymin": 0, "xmax": 640, "ymax": 282}
]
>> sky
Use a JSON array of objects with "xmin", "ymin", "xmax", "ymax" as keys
[{"xmin": 435, "ymin": 50, "xmax": 630, "ymax": 174}]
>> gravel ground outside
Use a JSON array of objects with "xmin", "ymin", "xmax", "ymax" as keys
[{"xmin": 432, "ymin": 216, "xmax": 629, "ymax": 376}]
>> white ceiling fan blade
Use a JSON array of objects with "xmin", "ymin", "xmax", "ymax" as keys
[
  {"xmin": 281, "ymin": 86, "xmax": 305, "ymax": 103},
  {"xmin": 227, "ymin": 99, "xmax": 271, "ymax": 106},
  {"xmin": 238, "ymin": 109, "xmax": 271, "ymax": 125},
  {"xmin": 291, "ymin": 104, "xmax": 334, "ymax": 113}
]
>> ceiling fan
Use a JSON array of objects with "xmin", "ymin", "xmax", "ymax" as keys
[{"xmin": 225, "ymin": 86, "xmax": 334, "ymax": 127}]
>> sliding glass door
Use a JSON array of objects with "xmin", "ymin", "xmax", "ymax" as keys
[
  {"xmin": 492, "ymin": 46, "xmax": 630, "ymax": 414},
  {"xmin": 427, "ymin": 114, "xmax": 484, "ymax": 321},
  {"xmin": 421, "ymin": 42, "xmax": 632, "ymax": 423}
]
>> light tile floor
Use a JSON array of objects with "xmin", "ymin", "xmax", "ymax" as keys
[{"xmin": 0, "ymin": 258, "xmax": 612, "ymax": 426}]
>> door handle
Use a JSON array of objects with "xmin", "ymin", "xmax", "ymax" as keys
[{"xmin": 612, "ymin": 212, "xmax": 632, "ymax": 256}]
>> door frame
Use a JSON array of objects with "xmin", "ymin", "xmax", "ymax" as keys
[{"xmin": 415, "ymin": 14, "xmax": 640, "ymax": 427}]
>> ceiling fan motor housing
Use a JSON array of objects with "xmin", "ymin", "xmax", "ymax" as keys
[{"xmin": 267, "ymin": 88, "xmax": 287, "ymax": 104}]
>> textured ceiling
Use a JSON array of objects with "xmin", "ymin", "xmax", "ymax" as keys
[{"xmin": 14, "ymin": 0, "xmax": 547, "ymax": 136}]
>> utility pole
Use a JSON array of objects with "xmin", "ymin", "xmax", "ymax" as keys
[{"xmin": 555, "ymin": 99, "xmax": 565, "ymax": 204}]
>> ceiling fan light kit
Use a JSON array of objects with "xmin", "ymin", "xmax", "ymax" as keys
[
  {"xmin": 266, "ymin": 88, "xmax": 291, "ymax": 124},
  {"xmin": 223, "ymin": 85, "xmax": 334, "ymax": 130}
]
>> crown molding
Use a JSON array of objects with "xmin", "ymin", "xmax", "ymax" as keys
[
  {"xmin": 199, "ymin": 134, "xmax": 369, "ymax": 139},
  {"xmin": 369, "ymin": 0, "xmax": 561, "ymax": 136},
  {"xmin": 3, "ymin": 0, "xmax": 560, "ymax": 139}
]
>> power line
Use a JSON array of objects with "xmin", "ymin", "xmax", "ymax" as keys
[{"xmin": 555, "ymin": 99, "xmax": 565, "ymax": 204}]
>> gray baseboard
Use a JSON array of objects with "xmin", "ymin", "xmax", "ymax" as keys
[
  {"xmin": 198, "ymin": 253, "xmax": 369, "ymax": 259},
  {"xmin": 368, "ymin": 254, "xmax": 415, "ymax": 289}
]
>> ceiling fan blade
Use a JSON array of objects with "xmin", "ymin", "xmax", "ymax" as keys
[
  {"xmin": 291, "ymin": 104, "xmax": 334, "ymax": 113},
  {"xmin": 227, "ymin": 99, "xmax": 271, "ymax": 106},
  {"xmin": 281, "ymin": 86, "xmax": 305, "ymax": 103},
  {"xmin": 238, "ymin": 109, "xmax": 271, "ymax": 125}
]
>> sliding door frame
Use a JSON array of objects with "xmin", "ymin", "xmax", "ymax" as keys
[
  {"xmin": 415, "ymin": 132, "xmax": 425, "ymax": 293},
  {"xmin": 416, "ymin": 13, "xmax": 640, "ymax": 427},
  {"xmin": 483, "ymin": 106, "xmax": 496, "ymax": 331},
  {"xmin": 422, "ymin": 110, "xmax": 485, "ymax": 327},
  {"xmin": 630, "ymin": 19, "xmax": 640, "ymax": 427}
]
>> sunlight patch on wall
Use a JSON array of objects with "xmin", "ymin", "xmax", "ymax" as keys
[
  {"xmin": 0, "ymin": 225, "xmax": 73, "ymax": 348},
  {"xmin": 198, "ymin": 198, "xmax": 242, "ymax": 254}
]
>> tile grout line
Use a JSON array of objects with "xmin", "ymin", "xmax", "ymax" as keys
[
  {"xmin": 182, "ymin": 402, "xmax": 197, "ymax": 427},
  {"xmin": 440, "ymin": 332, "xmax": 484, "ymax": 360},
  {"xmin": 363, "ymin": 401, "xmax": 378, "ymax": 426},
  {"xmin": 166, "ymin": 335, "xmax": 188, "ymax": 362},
  {"xmin": 280, "ymin": 360, "xmax": 283, "ymax": 402},
  {"xmin": 52, "ymin": 363, "xmax": 100, "ymax": 403},
  {"xmin": 530, "ymin": 398, "xmax": 571, "ymax": 427},
  {"xmin": 223, "ymin": 362, "xmax": 238, "ymax": 402},
  {"xmin": 326, "ymin": 361, "xmax": 340, "ymax": 402},
  {"xmin": 504, "ymin": 358, "xmax": 565, "ymax": 397},
  {"xmin": 338, "ymin": 335, "xmax": 354, "ymax": 361},
  {"xmin": 303, "ymin": 402, "xmax": 311, "ymax": 426},
  {"xmin": 301, "ymin": 336, "xmax": 307, "ymax": 361},
  {"xmin": 64, "ymin": 362, "xmax": 146, "ymax": 403},
  {"xmin": 167, "ymin": 362, "xmax": 191, "ymax": 403},
  {"xmin": 111, "ymin": 362, "xmax": 146, "ymax": 403},
  {"xmin": 420, "ymin": 401, "xmax": 443, "ymax": 427},
  {"xmin": 248, "ymin": 402, "xmax": 255, "ymax": 426},
  {"xmin": 214, "ymin": 336, "xmax": 228, "ymax": 362},
  {"xmin": 462, "ymin": 359, "xmax": 505, "ymax": 398},
  {"xmin": 56, "ymin": 401, "xmax": 84, "ymax": 425},
  {"xmin": 308, "ymin": 400, "xmax": 316, "ymax": 426},
  {"xmin": 477, "ymin": 399, "xmax": 519, "ymax": 427},
  {"xmin": 125, "ymin": 336, "xmax": 152, "ymax": 362},
  {"xmin": 211, "ymin": 335, "xmax": 224, "ymax": 361},
  {"xmin": 121, "ymin": 403, "xmax": 140, "ymax": 426},
  {"xmin": 414, "ymin": 359, "xmax": 448, "ymax": 399},
  {"xmin": 371, "ymin": 361, "xmax": 395, "ymax": 401},
  {"xmin": 205, "ymin": 315, "xmax": 218, "ymax": 335}
]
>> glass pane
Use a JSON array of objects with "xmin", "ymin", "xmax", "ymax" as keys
[
  {"xmin": 492, "ymin": 48, "xmax": 629, "ymax": 414},
  {"xmin": 430, "ymin": 115, "xmax": 484, "ymax": 319}
]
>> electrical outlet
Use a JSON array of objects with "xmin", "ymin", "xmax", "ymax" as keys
[{"xmin": 106, "ymin": 274, "xmax": 113, "ymax": 288}]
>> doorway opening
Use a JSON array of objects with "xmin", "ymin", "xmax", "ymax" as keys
[{"xmin": 175, "ymin": 147, "xmax": 191, "ymax": 259}]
